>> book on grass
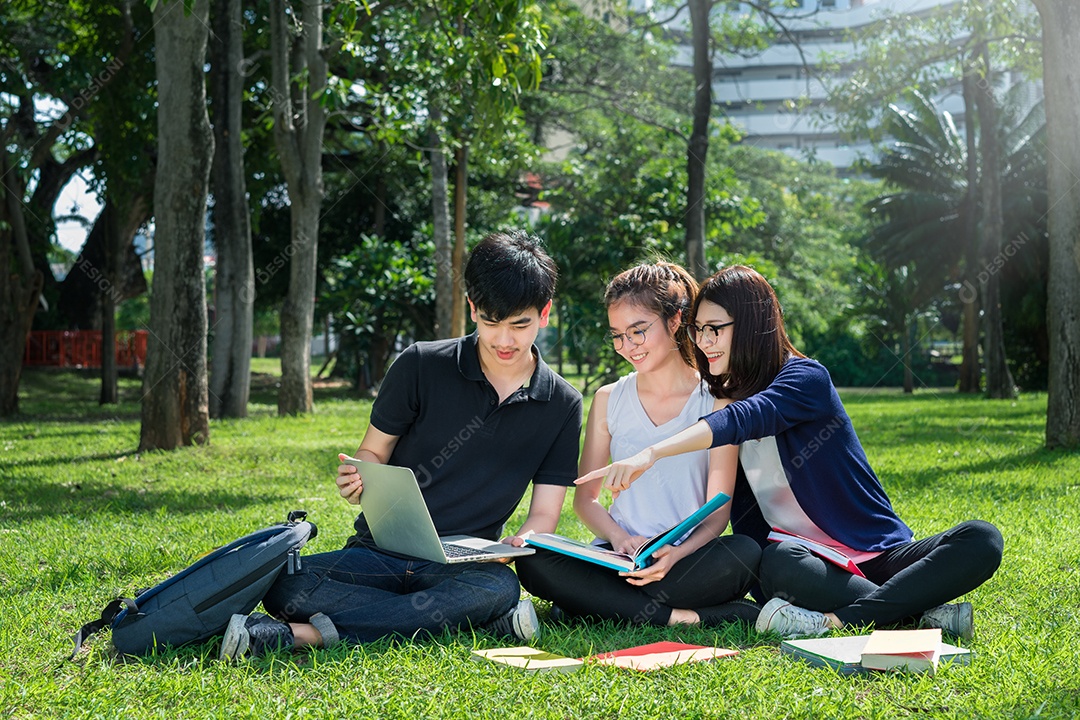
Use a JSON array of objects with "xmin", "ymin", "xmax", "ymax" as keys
[
  {"xmin": 524, "ymin": 491, "xmax": 732, "ymax": 572},
  {"xmin": 780, "ymin": 632, "xmax": 971, "ymax": 676},
  {"xmin": 470, "ymin": 647, "xmax": 583, "ymax": 673},
  {"xmin": 589, "ymin": 642, "xmax": 738, "ymax": 671},
  {"xmin": 859, "ymin": 628, "xmax": 943, "ymax": 674},
  {"xmin": 767, "ymin": 528, "xmax": 866, "ymax": 578}
]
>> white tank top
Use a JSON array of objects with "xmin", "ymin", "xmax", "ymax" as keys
[{"xmin": 603, "ymin": 373, "xmax": 715, "ymax": 540}]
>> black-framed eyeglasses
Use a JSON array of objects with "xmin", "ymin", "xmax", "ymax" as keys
[
  {"xmin": 610, "ymin": 318, "xmax": 659, "ymax": 351},
  {"xmin": 688, "ymin": 321, "xmax": 734, "ymax": 345}
]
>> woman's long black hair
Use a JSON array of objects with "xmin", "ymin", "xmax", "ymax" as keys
[{"xmin": 691, "ymin": 265, "xmax": 804, "ymax": 400}]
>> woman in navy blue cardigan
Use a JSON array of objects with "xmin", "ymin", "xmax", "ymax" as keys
[{"xmin": 578, "ymin": 265, "xmax": 1003, "ymax": 640}]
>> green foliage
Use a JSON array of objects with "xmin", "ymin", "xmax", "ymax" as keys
[
  {"xmin": 713, "ymin": 146, "xmax": 880, "ymax": 350},
  {"xmin": 863, "ymin": 90, "xmax": 1050, "ymax": 388},
  {"xmin": 320, "ymin": 233, "xmax": 435, "ymax": 388},
  {"xmin": 3, "ymin": 370, "xmax": 1078, "ymax": 719},
  {"xmin": 536, "ymin": 117, "xmax": 750, "ymax": 386},
  {"xmin": 827, "ymin": 0, "xmax": 1043, "ymax": 141}
]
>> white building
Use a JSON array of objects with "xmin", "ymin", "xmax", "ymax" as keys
[{"xmin": 668, "ymin": 0, "xmax": 969, "ymax": 168}]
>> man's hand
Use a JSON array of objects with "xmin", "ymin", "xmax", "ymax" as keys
[
  {"xmin": 336, "ymin": 453, "xmax": 363, "ymax": 504},
  {"xmin": 492, "ymin": 534, "xmax": 528, "ymax": 564}
]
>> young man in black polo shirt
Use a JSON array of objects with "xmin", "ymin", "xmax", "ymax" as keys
[{"xmin": 221, "ymin": 231, "xmax": 582, "ymax": 659}]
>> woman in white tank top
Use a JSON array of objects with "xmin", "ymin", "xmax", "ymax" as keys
[{"xmin": 517, "ymin": 263, "xmax": 761, "ymax": 627}]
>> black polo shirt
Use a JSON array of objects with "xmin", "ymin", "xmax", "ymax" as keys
[{"xmin": 347, "ymin": 332, "xmax": 583, "ymax": 544}]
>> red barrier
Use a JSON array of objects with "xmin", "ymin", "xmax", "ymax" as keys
[{"xmin": 23, "ymin": 330, "xmax": 148, "ymax": 369}]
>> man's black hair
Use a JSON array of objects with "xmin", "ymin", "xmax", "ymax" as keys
[{"xmin": 464, "ymin": 230, "xmax": 558, "ymax": 321}]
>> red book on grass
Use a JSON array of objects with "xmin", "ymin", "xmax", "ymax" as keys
[
  {"xmin": 589, "ymin": 642, "xmax": 738, "ymax": 671},
  {"xmin": 767, "ymin": 528, "xmax": 866, "ymax": 578}
]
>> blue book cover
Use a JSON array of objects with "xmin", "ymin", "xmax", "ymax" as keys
[{"xmin": 525, "ymin": 491, "xmax": 732, "ymax": 571}]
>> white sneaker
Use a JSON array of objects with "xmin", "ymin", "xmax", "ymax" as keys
[
  {"xmin": 755, "ymin": 597, "xmax": 831, "ymax": 639},
  {"xmin": 487, "ymin": 598, "xmax": 540, "ymax": 642}
]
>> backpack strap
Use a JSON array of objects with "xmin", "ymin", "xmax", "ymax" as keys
[{"xmin": 71, "ymin": 597, "xmax": 137, "ymax": 660}]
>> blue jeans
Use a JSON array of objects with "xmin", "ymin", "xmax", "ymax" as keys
[{"xmin": 261, "ymin": 544, "xmax": 521, "ymax": 644}]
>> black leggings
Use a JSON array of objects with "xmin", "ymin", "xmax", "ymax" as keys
[
  {"xmin": 759, "ymin": 520, "xmax": 1003, "ymax": 627},
  {"xmin": 516, "ymin": 535, "xmax": 761, "ymax": 626}
]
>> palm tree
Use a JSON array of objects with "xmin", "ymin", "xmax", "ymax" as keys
[{"xmin": 862, "ymin": 89, "xmax": 1046, "ymax": 394}]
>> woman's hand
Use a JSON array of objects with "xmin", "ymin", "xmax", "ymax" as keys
[
  {"xmin": 621, "ymin": 544, "xmax": 680, "ymax": 586},
  {"xmin": 613, "ymin": 534, "xmax": 649, "ymax": 556},
  {"xmin": 575, "ymin": 448, "xmax": 656, "ymax": 495},
  {"xmin": 336, "ymin": 453, "xmax": 364, "ymax": 504}
]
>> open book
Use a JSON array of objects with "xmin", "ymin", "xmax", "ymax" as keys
[
  {"xmin": 781, "ymin": 631, "xmax": 970, "ymax": 675},
  {"xmin": 767, "ymin": 528, "xmax": 866, "ymax": 578},
  {"xmin": 525, "ymin": 491, "xmax": 731, "ymax": 572}
]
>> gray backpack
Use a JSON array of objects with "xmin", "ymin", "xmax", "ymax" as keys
[{"xmin": 72, "ymin": 511, "xmax": 316, "ymax": 657}]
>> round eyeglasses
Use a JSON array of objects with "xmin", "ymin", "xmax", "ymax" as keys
[
  {"xmin": 688, "ymin": 321, "xmax": 734, "ymax": 345},
  {"xmin": 610, "ymin": 318, "xmax": 659, "ymax": 351}
]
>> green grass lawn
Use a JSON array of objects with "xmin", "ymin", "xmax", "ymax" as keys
[{"xmin": 2, "ymin": 369, "xmax": 1079, "ymax": 719}]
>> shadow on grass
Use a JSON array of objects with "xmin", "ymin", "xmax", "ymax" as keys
[
  {"xmin": 0, "ymin": 475, "xmax": 291, "ymax": 524},
  {"xmin": 77, "ymin": 613, "xmax": 769, "ymax": 672},
  {"xmin": 0, "ymin": 449, "xmax": 135, "ymax": 471},
  {"xmin": 247, "ymin": 372, "xmax": 362, "ymax": 409},
  {"xmin": 9, "ymin": 368, "xmax": 361, "ymax": 424},
  {"xmin": 882, "ymin": 446, "xmax": 1077, "ymax": 496}
]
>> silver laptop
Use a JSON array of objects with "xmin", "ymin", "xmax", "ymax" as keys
[{"xmin": 344, "ymin": 458, "xmax": 535, "ymax": 564}]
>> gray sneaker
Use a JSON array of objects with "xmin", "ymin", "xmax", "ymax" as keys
[
  {"xmin": 919, "ymin": 602, "xmax": 973, "ymax": 641},
  {"xmin": 486, "ymin": 599, "xmax": 540, "ymax": 642},
  {"xmin": 755, "ymin": 597, "xmax": 831, "ymax": 639},
  {"xmin": 220, "ymin": 612, "xmax": 294, "ymax": 661}
]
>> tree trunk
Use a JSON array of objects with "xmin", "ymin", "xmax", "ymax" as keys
[
  {"xmin": 974, "ymin": 45, "xmax": 1016, "ymax": 400},
  {"xmin": 209, "ymin": 0, "xmax": 254, "ymax": 419},
  {"xmin": 1032, "ymin": 0, "xmax": 1080, "ymax": 447},
  {"xmin": 0, "ymin": 146, "xmax": 43, "ymax": 416},
  {"xmin": 902, "ymin": 317, "xmax": 914, "ymax": 394},
  {"xmin": 430, "ymin": 119, "xmax": 453, "ymax": 339},
  {"xmin": 452, "ymin": 143, "xmax": 468, "ymax": 336},
  {"xmin": 958, "ymin": 68, "xmax": 982, "ymax": 393},
  {"xmin": 270, "ymin": 0, "xmax": 327, "ymax": 416},
  {"xmin": 100, "ymin": 204, "xmax": 119, "ymax": 405},
  {"xmin": 0, "ymin": 165, "xmax": 43, "ymax": 415},
  {"xmin": 685, "ymin": 0, "xmax": 711, "ymax": 281},
  {"xmin": 139, "ymin": 0, "xmax": 213, "ymax": 450},
  {"xmin": 278, "ymin": 199, "xmax": 318, "ymax": 414},
  {"xmin": 0, "ymin": 270, "xmax": 42, "ymax": 417},
  {"xmin": 59, "ymin": 195, "xmax": 150, "ymax": 330}
]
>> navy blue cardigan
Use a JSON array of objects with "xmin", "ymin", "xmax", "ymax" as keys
[{"xmin": 703, "ymin": 357, "xmax": 913, "ymax": 552}]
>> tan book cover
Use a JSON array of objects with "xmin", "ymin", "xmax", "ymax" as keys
[
  {"xmin": 860, "ymin": 628, "xmax": 943, "ymax": 674},
  {"xmin": 471, "ymin": 646, "xmax": 583, "ymax": 673}
]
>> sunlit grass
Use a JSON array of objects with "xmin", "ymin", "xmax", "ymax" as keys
[{"xmin": 2, "ymin": 369, "xmax": 1078, "ymax": 719}]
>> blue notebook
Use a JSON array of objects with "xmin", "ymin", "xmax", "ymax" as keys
[{"xmin": 524, "ymin": 491, "xmax": 732, "ymax": 572}]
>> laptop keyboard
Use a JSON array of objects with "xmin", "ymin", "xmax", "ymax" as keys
[{"xmin": 442, "ymin": 542, "xmax": 496, "ymax": 559}]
